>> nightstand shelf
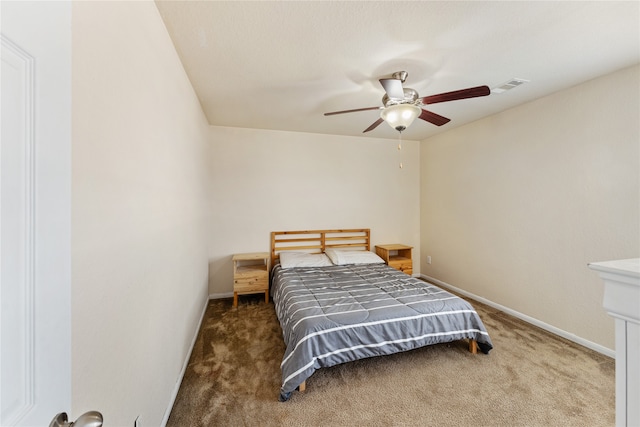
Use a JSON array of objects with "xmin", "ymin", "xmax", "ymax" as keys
[
  {"xmin": 232, "ymin": 252, "xmax": 270, "ymax": 307},
  {"xmin": 375, "ymin": 244, "xmax": 413, "ymax": 275}
]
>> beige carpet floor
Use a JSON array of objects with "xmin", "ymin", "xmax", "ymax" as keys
[{"xmin": 167, "ymin": 294, "xmax": 614, "ymax": 427}]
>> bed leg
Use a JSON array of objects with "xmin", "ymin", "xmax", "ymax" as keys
[
  {"xmin": 298, "ymin": 381, "xmax": 306, "ymax": 393},
  {"xmin": 469, "ymin": 339, "xmax": 478, "ymax": 354}
]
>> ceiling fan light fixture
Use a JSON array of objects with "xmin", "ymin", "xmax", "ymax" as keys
[{"xmin": 380, "ymin": 104, "xmax": 421, "ymax": 132}]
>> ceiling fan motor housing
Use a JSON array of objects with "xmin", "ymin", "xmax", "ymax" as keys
[{"xmin": 382, "ymin": 88, "xmax": 419, "ymax": 107}]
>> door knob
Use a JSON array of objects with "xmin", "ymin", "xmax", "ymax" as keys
[{"xmin": 49, "ymin": 411, "xmax": 103, "ymax": 427}]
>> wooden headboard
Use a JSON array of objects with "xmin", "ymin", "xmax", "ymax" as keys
[{"xmin": 270, "ymin": 229, "xmax": 370, "ymax": 263}]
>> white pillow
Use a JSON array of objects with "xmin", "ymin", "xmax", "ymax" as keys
[
  {"xmin": 279, "ymin": 252, "xmax": 334, "ymax": 269},
  {"xmin": 324, "ymin": 248, "xmax": 385, "ymax": 265}
]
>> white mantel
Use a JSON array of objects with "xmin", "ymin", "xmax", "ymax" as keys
[{"xmin": 589, "ymin": 258, "xmax": 640, "ymax": 427}]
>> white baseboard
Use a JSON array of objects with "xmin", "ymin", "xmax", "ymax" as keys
[
  {"xmin": 420, "ymin": 274, "xmax": 615, "ymax": 358},
  {"xmin": 209, "ymin": 292, "xmax": 234, "ymax": 300},
  {"xmin": 161, "ymin": 295, "xmax": 210, "ymax": 427}
]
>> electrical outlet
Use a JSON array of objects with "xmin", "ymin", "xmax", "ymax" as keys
[
  {"xmin": 427, "ymin": 256, "xmax": 432, "ymax": 264},
  {"xmin": 134, "ymin": 416, "xmax": 141, "ymax": 427}
]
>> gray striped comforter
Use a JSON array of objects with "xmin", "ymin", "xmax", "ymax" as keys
[{"xmin": 272, "ymin": 263, "xmax": 493, "ymax": 401}]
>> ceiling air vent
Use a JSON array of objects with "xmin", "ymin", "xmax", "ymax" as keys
[{"xmin": 492, "ymin": 78, "xmax": 529, "ymax": 94}]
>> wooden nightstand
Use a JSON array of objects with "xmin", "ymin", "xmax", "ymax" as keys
[
  {"xmin": 232, "ymin": 252, "xmax": 270, "ymax": 307},
  {"xmin": 375, "ymin": 244, "xmax": 413, "ymax": 275}
]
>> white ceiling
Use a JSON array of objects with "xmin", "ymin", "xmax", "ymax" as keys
[{"xmin": 155, "ymin": 1, "xmax": 639, "ymax": 141}]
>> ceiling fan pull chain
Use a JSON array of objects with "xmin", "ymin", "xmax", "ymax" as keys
[{"xmin": 398, "ymin": 132, "xmax": 403, "ymax": 169}]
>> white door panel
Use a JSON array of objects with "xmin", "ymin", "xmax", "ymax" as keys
[
  {"xmin": 1, "ymin": 2, "xmax": 72, "ymax": 426},
  {"xmin": 1, "ymin": 34, "xmax": 36, "ymax": 425}
]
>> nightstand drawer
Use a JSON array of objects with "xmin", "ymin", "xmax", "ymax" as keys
[
  {"xmin": 234, "ymin": 276, "xmax": 268, "ymax": 293},
  {"xmin": 389, "ymin": 259, "xmax": 412, "ymax": 274}
]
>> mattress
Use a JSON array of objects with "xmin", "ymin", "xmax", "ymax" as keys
[{"xmin": 271, "ymin": 262, "xmax": 493, "ymax": 401}]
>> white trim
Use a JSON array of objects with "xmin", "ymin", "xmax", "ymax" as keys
[
  {"xmin": 1, "ymin": 33, "xmax": 37, "ymax": 425},
  {"xmin": 209, "ymin": 292, "xmax": 234, "ymax": 300},
  {"xmin": 420, "ymin": 274, "xmax": 615, "ymax": 358},
  {"xmin": 160, "ymin": 296, "xmax": 210, "ymax": 427}
]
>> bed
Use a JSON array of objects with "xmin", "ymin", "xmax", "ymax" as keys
[{"xmin": 270, "ymin": 229, "xmax": 493, "ymax": 401}]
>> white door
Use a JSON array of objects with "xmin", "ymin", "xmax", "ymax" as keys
[{"xmin": 1, "ymin": 2, "xmax": 72, "ymax": 426}]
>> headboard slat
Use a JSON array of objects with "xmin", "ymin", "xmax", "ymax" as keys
[{"xmin": 271, "ymin": 229, "xmax": 370, "ymax": 263}]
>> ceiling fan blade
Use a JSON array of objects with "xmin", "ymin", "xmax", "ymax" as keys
[
  {"xmin": 379, "ymin": 78, "xmax": 405, "ymax": 100},
  {"xmin": 324, "ymin": 106, "xmax": 381, "ymax": 116},
  {"xmin": 419, "ymin": 109, "xmax": 451, "ymax": 126},
  {"xmin": 363, "ymin": 118, "xmax": 384, "ymax": 133},
  {"xmin": 421, "ymin": 85, "xmax": 490, "ymax": 105}
]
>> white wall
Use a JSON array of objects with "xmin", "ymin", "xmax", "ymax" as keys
[
  {"xmin": 208, "ymin": 126, "xmax": 421, "ymax": 295},
  {"xmin": 71, "ymin": 2, "xmax": 210, "ymax": 426},
  {"xmin": 420, "ymin": 65, "xmax": 640, "ymax": 351}
]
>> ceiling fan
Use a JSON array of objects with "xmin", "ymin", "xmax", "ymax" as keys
[{"xmin": 324, "ymin": 71, "xmax": 490, "ymax": 133}]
